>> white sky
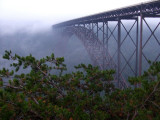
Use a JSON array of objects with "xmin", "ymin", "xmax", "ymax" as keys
[{"xmin": 0, "ymin": 0, "xmax": 150, "ymax": 24}]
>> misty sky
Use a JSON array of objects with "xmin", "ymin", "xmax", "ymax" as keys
[
  {"xmin": 0, "ymin": 0, "xmax": 150, "ymax": 24},
  {"xmin": 0, "ymin": 0, "xmax": 158, "ymax": 73}
]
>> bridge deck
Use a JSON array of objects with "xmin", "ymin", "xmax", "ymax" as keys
[{"xmin": 53, "ymin": 0, "xmax": 160, "ymax": 28}]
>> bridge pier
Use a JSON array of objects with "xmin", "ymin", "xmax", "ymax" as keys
[
  {"xmin": 117, "ymin": 18, "xmax": 121, "ymax": 88},
  {"xmin": 139, "ymin": 7, "xmax": 143, "ymax": 78}
]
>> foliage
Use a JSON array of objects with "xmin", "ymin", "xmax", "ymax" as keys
[{"xmin": 0, "ymin": 50, "xmax": 160, "ymax": 120}]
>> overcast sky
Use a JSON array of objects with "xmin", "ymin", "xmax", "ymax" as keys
[
  {"xmin": 0, "ymin": 0, "xmax": 158, "ymax": 72},
  {"xmin": 0, "ymin": 0, "xmax": 150, "ymax": 24}
]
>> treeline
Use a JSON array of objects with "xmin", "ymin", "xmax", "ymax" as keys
[{"xmin": 0, "ymin": 50, "xmax": 160, "ymax": 120}]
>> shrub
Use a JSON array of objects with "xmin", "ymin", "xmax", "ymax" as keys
[{"xmin": 0, "ymin": 50, "xmax": 160, "ymax": 120}]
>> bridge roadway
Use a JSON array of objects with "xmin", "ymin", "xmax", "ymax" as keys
[{"xmin": 52, "ymin": 0, "xmax": 160, "ymax": 89}]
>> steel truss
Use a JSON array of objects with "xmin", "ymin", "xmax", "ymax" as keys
[{"xmin": 53, "ymin": 1, "xmax": 160, "ymax": 89}]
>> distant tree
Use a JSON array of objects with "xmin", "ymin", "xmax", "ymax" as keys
[{"xmin": 0, "ymin": 50, "xmax": 160, "ymax": 120}]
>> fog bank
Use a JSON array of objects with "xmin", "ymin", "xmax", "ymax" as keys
[{"xmin": 0, "ymin": 21, "xmax": 92, "ymax": 71}]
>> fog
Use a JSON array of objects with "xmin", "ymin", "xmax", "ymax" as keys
[
  {"xmin": 0, "ymin": 15, "xmax": 159, "ymax": 84},
  {"xmin": 0, "ymin": 0, "xmax": 152, "ymax": 72},
  {"xmin": 0, "ymin": 21, "xmax": 92, "ymax": 72}
]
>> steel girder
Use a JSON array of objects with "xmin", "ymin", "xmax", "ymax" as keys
[
  {"xmin": 52, "ymin": 0, "xmax": 160, "ymax": 28},
  {"xmin": 52, "ymin": 0, "xmax": 160, "ymax": 89}
]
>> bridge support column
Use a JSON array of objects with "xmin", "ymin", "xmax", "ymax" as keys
[
  {"xmin": 136, "ymin": 18, "xmax": 139, "ymax": 78},
  {"xmin": 118, "ymin": 18, "xmax": 121, "ymax": 88},
  {"xmin": 102, "ymin": 20, "xmax": 105, "ymax": 70},
  {"xmin": 106, "ymin": 21, "xmax": 109, "ymax": 51},
  {"xmin": 139, "ymin": 13, "xmax": 143, "ymax": 77},
  {"xmin": 97, "ymin": 22, "xmax": 99, "ymax": 38},
  {"xmin": 92, "ymin": 22, "xmax": 93, "ymax": 31},
  {"xmin": 135, "ymin": 18, "xmax": 139, "ymax": 88}
]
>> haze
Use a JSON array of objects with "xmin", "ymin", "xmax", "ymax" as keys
[
  {"xmin": 0, "ymin": 0, "xmax": 155, "ymax": 72},
  {"xmin": 0, "ymin": 0, "xmax": 150, "ymax": 23}
]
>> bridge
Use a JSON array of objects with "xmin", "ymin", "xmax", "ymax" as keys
[{"xmin": 52, "ymin": 0, "xmax": 160, "ymax": 89}]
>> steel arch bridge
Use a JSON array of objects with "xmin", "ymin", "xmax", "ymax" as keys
[{"xmin": 52, "ymin": 0, "xmax": 160, "ymax": 89}]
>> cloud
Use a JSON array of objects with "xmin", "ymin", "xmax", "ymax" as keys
[
  {"xmin": 0, "ymin": 21, "xmax": 92, "ymax": 71},
  {"xmin": 0, "ymin": 0, "xmax": 149, "ymax": 24}
]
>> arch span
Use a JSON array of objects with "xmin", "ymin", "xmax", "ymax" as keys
[
  {"xmin": 56, "ymin": 26, "xmax": 128, "ymax": 88},
  {"xmin": 55, "ymin": 26, "xmax": 128, "ymax": 88},
  {"xmin": 61, "ymin": 26, "xmax": 116, "ymax": 70}
]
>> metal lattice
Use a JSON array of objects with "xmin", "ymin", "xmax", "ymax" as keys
[{"xmin": 53, "ymin": 0, "xmax": 160, "ymax": 89}]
